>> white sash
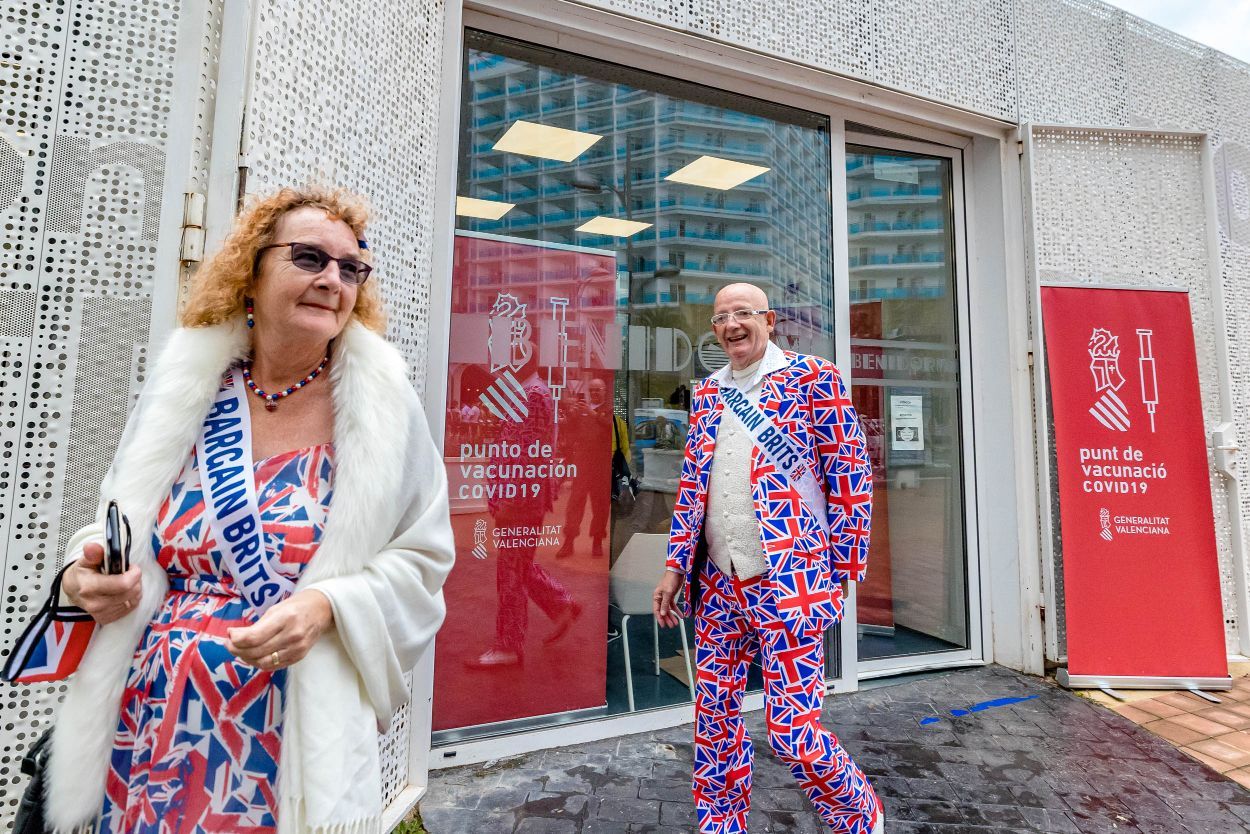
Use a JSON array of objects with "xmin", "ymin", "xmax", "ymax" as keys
[
  {"xmin": 719, "ymin": 377, "xmax": 829, "ymax": 534},
  {"xmin": 195, "ymin": 368, "xmax": 294, "ymax": 617}
]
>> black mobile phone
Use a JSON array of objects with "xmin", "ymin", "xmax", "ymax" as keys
[{"xmin": 103, "ymin": 500, "xmax": 130, "ymax": 575}]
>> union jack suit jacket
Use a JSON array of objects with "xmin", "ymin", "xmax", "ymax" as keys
[{"xmin": 666, "ymin": 344, "xmax": 872, "ymax": 629}]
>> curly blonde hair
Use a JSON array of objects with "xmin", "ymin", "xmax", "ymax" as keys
[{"xmin": 180, "ymin": 186, "xmax": 386, "ymax": 332}]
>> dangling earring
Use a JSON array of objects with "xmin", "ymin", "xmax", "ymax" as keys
[{"xmin": 246, "ymin": 298, "xmax": 255, "ymax": 329}]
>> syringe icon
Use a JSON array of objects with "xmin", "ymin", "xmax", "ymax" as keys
[
  {"xmin": 1137, "ymin": 329, "xmax": 1158, "ymax": 432},
  {"xmin": 548, "ymin": 297, "xmax": 570, "ymax": 423}
]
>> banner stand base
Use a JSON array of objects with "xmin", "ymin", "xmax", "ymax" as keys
[{"xmin": 1057, "ymin": 669, "xmax": 1233, "ymax": 692}]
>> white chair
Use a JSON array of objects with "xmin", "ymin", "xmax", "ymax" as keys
[{"xmin": 610, "ymin": 533, "xmax": 696, "ymax": 712}]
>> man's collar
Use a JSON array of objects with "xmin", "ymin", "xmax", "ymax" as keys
[{"xmin": 712, "ymin": 341, "xmax": 788, "ymax": 390}]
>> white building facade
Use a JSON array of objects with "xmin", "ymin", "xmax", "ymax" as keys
[{"xmin": 2, "ymin": 0, "xmax": 1248, "ymax": 825}]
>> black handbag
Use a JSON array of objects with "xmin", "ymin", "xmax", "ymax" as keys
[{"xmin": 11, "ymin": 728, "xmax": 50, "ymax": 834}]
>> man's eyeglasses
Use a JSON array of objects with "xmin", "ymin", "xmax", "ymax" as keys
[
  {"xmin": 710, "ymin": 308, "xmax": 769, "ymax": 327},
  {"xmin": 258, "ymin": 242, "xmax": 373, "ymax": 286}
]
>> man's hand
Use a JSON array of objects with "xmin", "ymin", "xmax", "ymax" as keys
[{"xmin": 653, "ymin": 570, "xmax": 685, "ymax": 628}]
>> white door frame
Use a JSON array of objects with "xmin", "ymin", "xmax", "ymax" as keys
[{"xmin": 842, "ymin": 131, "xmax": 987, "ymax": 679}]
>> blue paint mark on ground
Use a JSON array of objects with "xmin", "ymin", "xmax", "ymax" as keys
[
  {"xmin": 920, "ymin": 694, "xmax": 1039, "ymax": 726},
  {"xmin": 970, "ymin": 695, "xmax": 1038, "ymax": 712}
]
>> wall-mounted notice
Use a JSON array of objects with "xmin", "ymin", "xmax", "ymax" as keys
[
  {"xmin": 1040, "ymin": 285, "xmax": 1228, "ymax": 687},
  {"xmin": 890, "ymin": 395, "xmax": 924, "ymax": 451}
]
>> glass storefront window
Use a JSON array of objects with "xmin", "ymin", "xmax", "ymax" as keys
[
  {"xmin": 434, "ymin": 30, "xmax": 836, "ymax": 740},
  {"xmin": 846, "ymin": 145, "xmax": 970, "ymax": 662}
]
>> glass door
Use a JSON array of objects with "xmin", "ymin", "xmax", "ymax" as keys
[{"xmin": 843, "ymin": 135, "xmax": 980, "ymax": 673}]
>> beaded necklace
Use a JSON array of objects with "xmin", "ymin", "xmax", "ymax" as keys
[{"xmin": 241, "ymin": 351, "xmax": 331, "ymax": 411}]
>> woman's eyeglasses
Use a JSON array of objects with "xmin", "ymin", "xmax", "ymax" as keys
[
  {"xmin": 710, "ymin": 308, "xmax": 769, "ymax": 327},
  {"xmin": 259, "ymin": 241, "xmax": 373, "ymax": 285}
]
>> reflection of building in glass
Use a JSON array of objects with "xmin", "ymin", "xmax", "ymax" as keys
[
  {"xmin": 846, "ymin": 150, "xmax": 957, "ymax": 385},
  {"xmin": 846, "ymin": 152, "xmax": 949, "ymax": 304},
  {"xmin": 456, "ymin": 43, "xmax": 833, "ymax": 349}
]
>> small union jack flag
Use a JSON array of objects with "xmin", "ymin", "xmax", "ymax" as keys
[{"xmin": 3, "ymin": 568, "xmax": 96, "ymax": 684}]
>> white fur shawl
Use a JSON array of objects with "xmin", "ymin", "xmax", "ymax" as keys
[{"xmin": 47, "ymin": 319, "xmax": 455, "ymax": 834}]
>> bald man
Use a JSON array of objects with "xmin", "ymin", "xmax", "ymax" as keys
[{"xmin": 654, "ymin": 284, "xmax": 882, "ymax": 833}]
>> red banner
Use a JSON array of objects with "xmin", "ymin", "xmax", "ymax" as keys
[
  {"xmin": 849, "ymin": 301, "xmax": 893, "ymax": 631},
  {"xmin": 1041, "ymin": 286, "xmax": 1226, "ymax": 679},
  {"xmin": 433, "ymin": 232, "xmax": 618, "ymax": 731}
]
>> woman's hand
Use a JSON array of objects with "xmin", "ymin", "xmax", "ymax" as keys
[
  {"xmin": 62, "ymin": 542, "xmax": 143, "ymax": 625},
  {"xmin": 225, "ymin": 590, "xmax": 334, "ymax": 670}
]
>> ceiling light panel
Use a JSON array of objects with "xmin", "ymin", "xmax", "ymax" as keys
[
  {"xmin": 456, "ymin": 196, "xmax": 514, "ymax": 220},
  {"xmin": 493, "ymin": 120, "xmax": 603, "ymax": 162},
  {"xmin": 575, "ymin": 217, "xmax": 652, "ymax": 237},
  {"xmin": 665, "ymin": 155, "xmax": 770, "ymax": 190}
]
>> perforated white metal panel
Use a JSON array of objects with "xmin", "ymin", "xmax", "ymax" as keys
[
  {"xmin": 1029, "ymin": 128, "xmax": 1239, "ymax": 656},
  {"xmin": 578, "ymin": 0, "xmax": 688, "ymax": 28},
  {"xmin": 380, "ymin": 673, "xmax": 413, "ymax": 808},
  {"xmin": 0, "ymin": 0, "xmax": 203, "ymax": 825},
  {"xmin": 1015, "ymin": 0, "xmax": 1128, "ymax": 126},
  {"xmin": 244, "ymin": 0, "xmax": 445, "ymax": 395},
  {"xmin": 574, "ymin": 0, "xmax": 1019, "ymax": 120},
  {"xmin": 1213, "ymin": 56, "xmax": 1250, "ymax": 659},
  {"xmin": 243, "ymin": 0, "xmax": 448, "ymax": 809},
  {"xmin": 1124, "ymin": 16, "xmax": 1215, "ymax": 134}
]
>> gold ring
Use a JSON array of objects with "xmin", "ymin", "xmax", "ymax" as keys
[
  {"xmin": 123, "ymin": 598, "xmax": 131, "ymax": 610},
  {"xmin": 270, "ymin": 651, "xmax": 280, "ymax": 668}
]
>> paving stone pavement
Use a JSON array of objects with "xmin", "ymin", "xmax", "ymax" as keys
[{"xmin": 421, "ymin": 665, "xmax": 1250, "ymax": 833}]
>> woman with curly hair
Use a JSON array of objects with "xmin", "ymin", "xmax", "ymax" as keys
[{"xmin": 47, "ymin": 186, "xmax": 454, "ymax": 834}]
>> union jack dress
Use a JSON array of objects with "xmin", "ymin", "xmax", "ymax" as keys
[{"xmin": 99, "ymin": 442, "xmax": 335, "ymax": 834}]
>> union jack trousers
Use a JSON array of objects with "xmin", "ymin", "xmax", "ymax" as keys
[{"xmin": 693, "ymin": 561, "xmax": 881, "ymax": 834}]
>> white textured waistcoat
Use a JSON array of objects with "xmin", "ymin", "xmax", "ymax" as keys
[{"xmin": 705, "ymin": 358, "xmax": 768, "ymax": 579}]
